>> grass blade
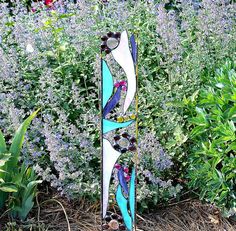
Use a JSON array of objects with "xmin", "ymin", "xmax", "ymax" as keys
[{"xmin": 0, "ymin": 130, "xmax": 7, "ymax": 154}]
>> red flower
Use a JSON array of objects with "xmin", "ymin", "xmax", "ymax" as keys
[{"xmin": 45, "ymin": 0, "xmax": 54, "ymax": 7}]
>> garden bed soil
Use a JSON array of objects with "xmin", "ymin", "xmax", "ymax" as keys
[{"xmin": 1, "ymin": 192, "xmax": 235, "ymax": 231}]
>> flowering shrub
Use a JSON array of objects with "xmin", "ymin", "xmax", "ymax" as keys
[
  {"xmin": 0, "ymin": 1, "xmax": 101, "ymax": 200},
  {"xmin": 137, "ymin": 131, "xmax": 182, "ymax": 210},
  {"xmin": 0, "ymin": 0, "xmax": 235, "ymax": 211}
]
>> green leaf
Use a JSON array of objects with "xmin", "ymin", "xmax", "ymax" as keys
[
  {"xmin": 190, "ymin": 90, "xmax": 199, "ymax": 102},
  {"xmin": 8, "ymin": 109, "xmax": 40, "ymax": 169},
  {"xmin": 0, "ymin": 184, "xmax": 18, "ymax": 192},
  {"xmin": 58, "ymin": 13, "xmax": 75, "ymax": 19},
  {"xmin": 0, "ymin": 153, "xmax": 12, "ymax": 167},
  {"xmin": 26, "ymin": 180, "xmax": 42, "ymax": 189},
  {"xmin": 228, "ymin": 105, "xmax": 236, "ymax": 119},
  {"xmin": 0, "ymin": 130, "xmax": 7, "ymax": 154},
  {"xmin": 216, "ymin": 83, "xmax": 224, "ymax": 88},
  {"xmin": 18, "ymin": 194, "xmax": 34, "ymax": 220},
  {"xmin": 225, "ymin": 142, "xmax": 236, "ymax": 152},
  {"xmin": 23, "ymin": 180, "xmax": 42, "ymax": 201},
  {"xmin": 0, "ymin": 153, "xmax": 11, "ymax": 181},
  {"xmin": 190, "ymin": 126, "xmax": 206, "ymax": 137},
  {"xmin": 196, "ymin": 107, "xmax": 204, "ymax": 115},
  {"xmin": 228, "ymin": 120, "xmax": 236, "ymax": 132}
]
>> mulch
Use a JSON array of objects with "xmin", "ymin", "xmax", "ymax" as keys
[{"xmin": 0, "ymin": 191, "xmax": 235, "ymax": 231}]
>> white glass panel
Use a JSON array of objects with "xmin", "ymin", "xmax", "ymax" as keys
[{"xmin": 112, "ymin": 31, "xmax": 136, "ymax": 114}]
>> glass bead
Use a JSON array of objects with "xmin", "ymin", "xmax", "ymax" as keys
[
  {"xmin": 128, "ymin": 145, "xmax": 136, "ymax": 152},
  {"xmin": 130, "ymin": 114, "xmax": 136, "ymax": 120},
  {"xmin": 120, "ymin": 148, "xmax": 128, "ymax": 153},
  {"xmin": 114, "ymin": 134, "xmax": 121, "ymax": 141},
  {"xmin": 122, "ymin": 132, "xmax": 129, "ymax": 138},
  {"xmin": 105, "ymin": 215, "xmax": 112, "ymax": 222},
  {"xmin": 113, "ymin": 144, "xmax": 120, "ymax": 151},
  {"xmin": 117, "ymin": 116, "xmax": 124, "ymax": 122},
  {"xmin": 130, "ymin": 137, "xmax": 137, "ymax": 143},
  {"xmin": 107, "ymin": 37, "xmax": 119, "ymax": 50}
]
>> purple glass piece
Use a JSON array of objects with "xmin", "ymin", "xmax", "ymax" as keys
[
  {"xmin": 118, "ymin": 167, "xmax": 129, "ymax": 195},
  {"xmin": 103, "ymin": 86, "xmax": 122, "ymax": 118},
  {"xmin": 130, "ymin": 34, "xmax": 137, "ymax": 64}
]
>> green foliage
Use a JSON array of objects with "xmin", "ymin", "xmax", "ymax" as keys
[
  {"xmin": 9, "ymin": 163, "xmax": 42, "ymax": 220},
  {"xmin": 187, "ymin": 61, "xmax": 236, "ymax": 217},
  {"xmin": 8, "ymin": 109, "xmax": 40, "ymax": 176},
  {"xmin": 0, "ymin": 110, "xmax": 42, "ymax": 220},
  {"xmin": 0, "ymin": 0, "xmax": 236, "ymax": 213}
]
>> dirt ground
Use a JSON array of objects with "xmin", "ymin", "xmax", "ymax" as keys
[
  {"xmin": 1, "ymin": 193, "xmax": 236, "ymax": 231},
  {"xmin": 138, "ymin": 200, "xmax": 236, "ymax": 231}
]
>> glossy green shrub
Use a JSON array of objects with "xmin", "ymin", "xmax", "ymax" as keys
[{"xmin": 187, "ymin": 61, "xmax": 236, "ymax": 217}]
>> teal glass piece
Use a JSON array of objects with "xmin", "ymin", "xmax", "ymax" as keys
[
  {"xmin": 116, "ymin": 185, "xmax": 132, "ymax": 231},
  {"xmin": 102, "ymin": 60, "xmax": 114, "ymax": 108},
  {"xmin": 129, "ymin": 168, "xmax": 136, "ymax": 221},
  {"xmin": 103, "ymin": 119, "xmax": 134, "ymax": 134}
]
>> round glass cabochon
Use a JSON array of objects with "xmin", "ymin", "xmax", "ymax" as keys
[{"xmin": 107, "ymin": 37, "xmax": 119, "ymax": 50}]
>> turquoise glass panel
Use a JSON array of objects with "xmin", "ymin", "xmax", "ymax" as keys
[
  {"xmin": 102, "ymin": 60, "xmax": 113, "ymax": 108},
  {"xmin": 116, "ymin": 185, "xmax": 132, "ymax": 231},
  {"xmin": 103, "ymin": 119, "xmax": 134, "ymax": 134},
  {"xmin": 129, "ymin": 168, "xmax": 136, "ymax": 221}
]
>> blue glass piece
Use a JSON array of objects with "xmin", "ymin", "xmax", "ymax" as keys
[
  {"xmin": 103, "ymin": 86, "xmax": 122, "ymax": 118},
  {"xmin": 103, "ymin": 119, "xmax": 134, "ymax": 134},
  {"xmin": 102, "ymin": 60, "xmax": 114, "ymax": 108},
  {"xmin": 130, "ymin": 35, "xmax": 137, "ymax": 64},
  {"xmin": 129, "ymin": 168, "xmax": 136, "ymax": 221},
  {"xmin": 116, "ymin": 185, "xmax": 132, "ymax": 231},
  {"xmin": 118, "ymin": 167, "xmax": 129, "ymax": 195}
]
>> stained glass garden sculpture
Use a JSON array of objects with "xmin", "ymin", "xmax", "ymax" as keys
[{"xmin": 101, "ymin": 31, "xmax": 138, "ymax": 231}]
